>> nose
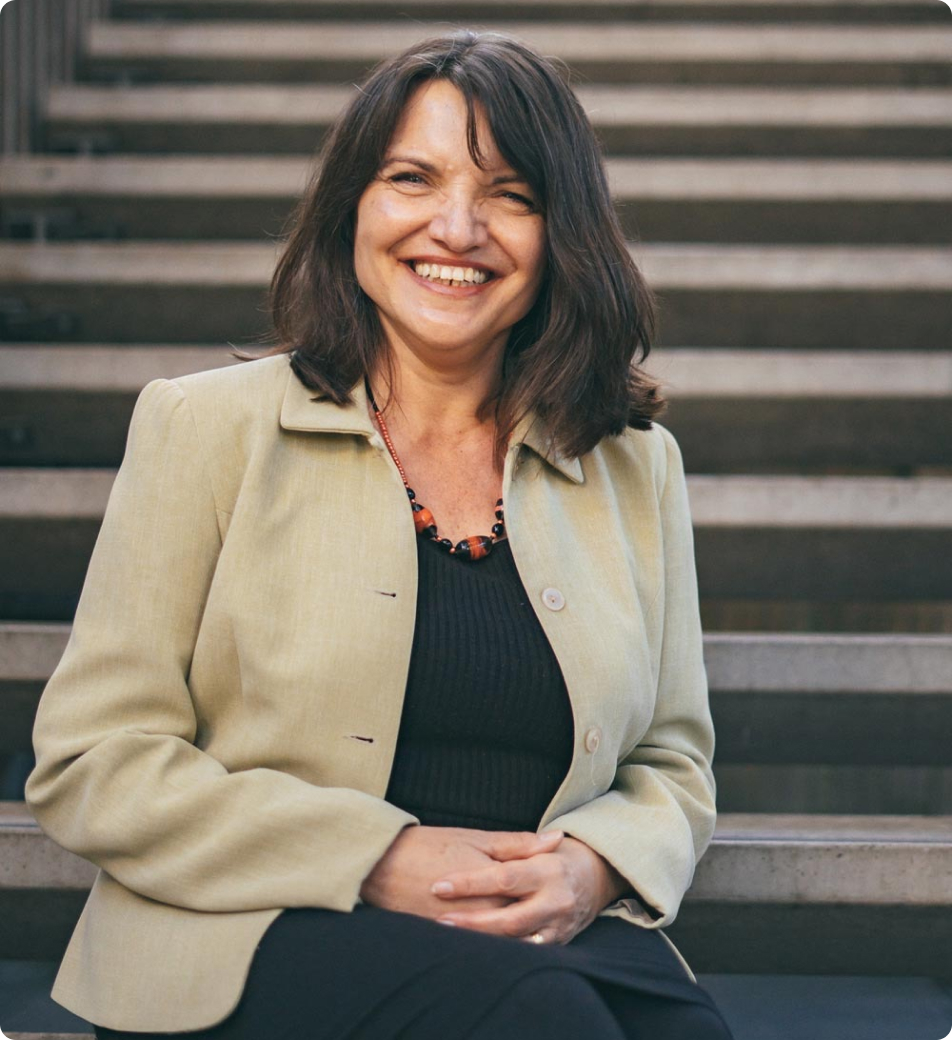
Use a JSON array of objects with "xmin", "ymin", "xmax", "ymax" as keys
[{"xmin": 428, "ymin": 190, "xmax": 488, "ymax": 253}]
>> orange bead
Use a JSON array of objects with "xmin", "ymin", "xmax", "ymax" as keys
[
  {"xmin": 455, "ymin": 536, "xmax": 493, "ymax": 561},
  {"xmin": 413, "ymin": 507, "xmax": 436, "ymax": 535}
]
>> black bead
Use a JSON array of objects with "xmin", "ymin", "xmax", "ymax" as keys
[
  {"xmin": 422, "ymin": 525, "xmax": 438, "ymax": 539},
  {"xmin": 406, "ymin": 488, "xmax": 416, "ymax": 500},
  {"xmin": 494, "ymin": 509, "xmax": 504, "ymax": 521},
  {"xmin": 491, "ymin": 522, "xmax": 505, "ymax": 537},
  {"xmin": 412, "ymin": 502, "xmax": 423, "ymax": 513},
  {"xmin": 439, "ymin": 538, "xmax": 454, "ymax": 550}
]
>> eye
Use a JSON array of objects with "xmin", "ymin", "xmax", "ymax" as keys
[
  {"xmin": 499, "ymin": 190, "xmax": 538, "ymax": 212},
  {"xmin": 388, "ymin": 171, "xmax": 427, "ymax": 187}
]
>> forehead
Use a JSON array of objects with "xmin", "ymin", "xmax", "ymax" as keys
[{"xmin": 386, "ymin": 80, "xmax": 507, "ymax": 170}]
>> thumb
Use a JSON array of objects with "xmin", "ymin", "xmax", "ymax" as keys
[{"xmin": 485, "ymin": 829, "xmax": 564, "ymax": 861}]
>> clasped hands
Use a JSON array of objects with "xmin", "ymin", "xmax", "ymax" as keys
[{"xmin": 359, "ymin": 825, "xmax": 628, "ymax": 946}]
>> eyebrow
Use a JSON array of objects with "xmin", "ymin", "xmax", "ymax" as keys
[{"xmin": 380, "ymin": 155, "xmax": 529, "ymax": 187}]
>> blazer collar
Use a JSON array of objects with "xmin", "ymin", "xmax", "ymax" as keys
[{"xmin": 279, "ymin": 363, "xmax": 584, "ymax": 485}]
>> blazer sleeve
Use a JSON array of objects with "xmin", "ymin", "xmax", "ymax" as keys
[
  {"xmin": 546, "ymin": 426, "xmax": 717, "ymax": 928},
  {"xmin": 26, "ymin": 378, "xmax": 417, "ymax": 915}
]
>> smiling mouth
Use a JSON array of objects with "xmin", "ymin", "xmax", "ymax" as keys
[{"xmin": 407, "ymin": 260, "xmax": 492, "ymax": 287}]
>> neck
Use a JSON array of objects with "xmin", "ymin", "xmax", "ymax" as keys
[{"xmin": 368, "ymin": 345, "xmax": 502, "ymax": 449}]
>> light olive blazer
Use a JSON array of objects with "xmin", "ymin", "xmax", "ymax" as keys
[{"xmin": 27, "ymin": 354, "xmax": 716, "ymax": 1033}]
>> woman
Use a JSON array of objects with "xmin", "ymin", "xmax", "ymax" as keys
[{"xmin": 27, "ymin": 31, "xmax": 734, "ymax": 1040}]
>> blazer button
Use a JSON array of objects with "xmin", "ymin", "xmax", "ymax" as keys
[
  {"xmin": 541, "ymin": 587, "xmax": 565, "ymax": 611},
  {"xmin": 584, "ymin": 727, "xmax": 602, "ymax": 754}
]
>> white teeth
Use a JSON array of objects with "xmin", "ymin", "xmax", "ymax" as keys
[{"xmin": 411, "ymin": 261, "xmax": 489, "ymax": 285}]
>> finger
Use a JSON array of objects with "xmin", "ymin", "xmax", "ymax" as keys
[
  {"xmin": 436, "ymin": 895, "xmax": 551, "ymax": 940},
  {"xmin": 484, "ymin": 829, "xmax": 563, "ymax": 862},
  {"xmin": 432, "ymin": 861, "xmax": 543, "ymax": 900}
]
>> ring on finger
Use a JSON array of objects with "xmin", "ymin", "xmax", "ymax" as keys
[{"xmin": 526, "ymin": 932, "xmax": 545, "ymax": 945}]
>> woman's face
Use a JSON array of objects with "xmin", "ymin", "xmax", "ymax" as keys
[{"xmin": 354, "ymin": 79, "xmax": 546, "ymax": 372}]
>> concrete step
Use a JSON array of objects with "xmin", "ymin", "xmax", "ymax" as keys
[
  {"xmin": 3, "ymin": 345, "xmax": 951, "ymax": 471},
  {"xmin": 0, "ymin": 345, "xmax": 237, "ymax": 466},
  {"xmin": 7, "ymin": 624, "xmax": 949, "ymax": 753},
  {"xmin": 0, "ymin": 623, "xmax": 69, "ymax": 756},
  {"xmin": 1, "ymin": 469, "xmax": 950, "ymax": 619},
  {"xmin": 2, "ymin": 241, "xmax": 949, "ymax": 348},
  {"xmin": 43, "ymin": 83, "xmax": 952, "ymax": 157},
  {"xmin": 707, "ymin": 631, "xmax": 952, "ymax": 767},
  {"xmin": 107, "ymin": 0, "xmax": 951, "ymax": 26},
  {"xmin": 80, "ymin": 22, "xmax": 952, "ymax": 86},
  {"xmin": 6, "ymin": 624, "xmax": 950, "ymax": 810},
  {"xmin": 700, "ymin": 600, "xmax": 952, "ymax": 635},
  {"xmin": 4, "ymin": 800, "xmax": 951, "ymax": 972},
  {"xmin": 3, "ymin": 967, "xmax": 952, "ymax": 1040},
  {"xmin": 647, "ymin": 348, "xmax": 952, "ymax": 471},
  {"xmin": 716, "ymin": 765, "xmax": 952, "ymax": 814},
  {"xmin": 707, "ymin": 632, "xmax": 952, "ymax": 813},
  {"xmin": 4, "ymin": 155, "xmax": 951, "ymax": 244}
]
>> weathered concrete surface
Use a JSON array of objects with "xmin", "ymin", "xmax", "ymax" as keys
[
  {"xmin": 85, "ymin": 22, "xmax": 952, "ymax": 64},
  {"xmin": 703, "ymin": 632, "xmax": 952, "ymax": 692},
  {"xmin": 2, "ymin": 471, "xmax": 949, "ymax": 615},
  {"xmin": 3, "ymin": 243, "xmax": 949, "ymax": 347},
  {"xmin": 0, "ymin": 805, "xmax": 96, "ymax": 890},
  {"xmin": 647, "ymin": 349, "xmax": 952, "ymax": 398},
  {"xmin": 8, "ymin": 624, "xmax": 947, "ymax": 691},
  {"xmin": 0, "ymin": 345, "xmax": 234, "ymax": 390},
  {"xmin": 44, "ymin": 83, "xmax": 952, "ymax": 155},
  {"xmin": 5, "ymin": 469, "xmax": 950, "ymax": 527},
  {"xmin": 80, "ymin": 22, "xmax": 952, "ymax": 86},
  {"xmin": 6, "ymin": 241, "xmax": 951, "ymax": 289},
  {"xmin": 6, "ymin": 346, "xmax": 950, "ymax": 397},
  {"xmin": 6, "ymin": 801, "xmax": 951, "ymax": 903},
  {"xmin": 108, "ymin": 0, "xmax": 952, "ymax": 23},
  {"xmin": 691, "ymin": 814, "xmax": 952, "ymax": 904},
  {"xmin": 6, "ymin": 155, "xmax": 949, "ymax": 199},
  {"xmin": 686, "ymin": 475, "xmax": 952, "ymax": 527},
  {"xmin": 4, "ymin": 347, "xmax": 949, "ymax": 471},
  {"xmin": 47, "ymin": 82, "xmax": 952, "ymax": 126}
]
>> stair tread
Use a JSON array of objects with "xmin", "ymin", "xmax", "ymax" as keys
[
  {"xmin": 7, "ymin": 798, "xmax": 950, "ymax": 840},
  {"xmin": 4, "ymin": 622, "xmax": 950, "ymax": 689},
  {"xmin": 110, "ymin": 0, "xmax": 945, "ymax": 10},
  {"xmin": 85, "ymin": 20, "xmax": 952, "ymax": 61},
  {"xmin": 4, "ymin": 155, "xmax": 952, "ymax": 199},
  {"xmin": 4, "ymin": 344, "xmax": 951, "ymax": 397},
  {"xmin": 3, "ymin": 241, "xmax": 951, "ymax": 289},
  {"xmin": 2, "ymin": 468, "xmax": 950, "ymax": 525},
  {"xmin": 46, "ymin": 83, "xmax": 952, "ymax": 126},
  {"xmin": 5, "ymin": 801, "xmax": 952, "ymax": 902}
]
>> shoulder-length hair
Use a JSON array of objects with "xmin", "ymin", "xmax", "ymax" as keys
[{"xmin": 265, "ymin": 30, "xmax": 663, "ymax": 460}]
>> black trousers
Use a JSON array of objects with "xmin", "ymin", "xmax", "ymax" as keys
[{"xmin": 95, "ymin": 906, "xmax": 734, "ymax": 1040}]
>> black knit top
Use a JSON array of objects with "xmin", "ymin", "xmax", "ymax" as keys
[{"xmin": 385, "ymin": 536, "xmax": 576, "ymax": 832}]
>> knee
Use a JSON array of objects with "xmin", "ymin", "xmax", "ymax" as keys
[
  {"xmin": 650, "ymin": 999, "xmax": 735, "ymax": 1040},
  {"xmin": 489, "ymin": 969, "xmax": 618, "ymax": 1033},
  {"xmin": 507, "ymin": 969, "xmax": 600, "ymax": 1013}
]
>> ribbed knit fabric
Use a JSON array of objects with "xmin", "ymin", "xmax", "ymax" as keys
[{"xmin": 385, "ymin": 536, "xmax": 576, "ymax": 832}]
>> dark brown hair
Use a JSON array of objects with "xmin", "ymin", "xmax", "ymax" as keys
[{"xmin": 265, "ymin": 31, "xmax": 663, "ymax": 459}]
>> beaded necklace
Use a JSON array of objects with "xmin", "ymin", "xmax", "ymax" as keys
[{"xmin": 366, "ymin": 381, "xmax": 505, "ymax": 562}]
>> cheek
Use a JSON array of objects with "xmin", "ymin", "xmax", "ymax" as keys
[
  {"xmin": 519, "ymin": 223, "xmax": 547, "ymax": 289},
  {"xmin": 354, "ymin": 195, "xmax": 418, "ymax": 287}
]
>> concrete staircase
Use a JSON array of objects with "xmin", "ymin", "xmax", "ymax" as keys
[{"xmin": 1, "ymin": 0, "xmax": 951, "ymax": 1035}]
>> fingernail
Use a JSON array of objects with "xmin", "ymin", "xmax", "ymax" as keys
[
  {"xmin": 437, "ymin": 918, "xmax": 457, "ymax": 927},
  {"xmin": 543, "ymin": 830, "xmax": 563, "ymax": 841},
  {"xmin": 431, "ymin": 881, "xmax": 454, "ymax": 895}
]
